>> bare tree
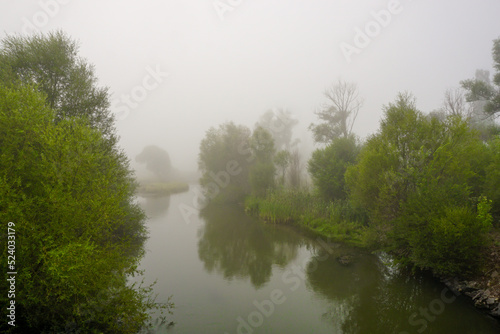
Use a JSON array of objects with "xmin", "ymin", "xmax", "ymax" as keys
[
  {"xmin": 442, "ymin": 88, "xmax": 472, "ymax": 119},
  {"xmin": 309, "ymin": 80, "xmax": 363, "ymax": 144}
]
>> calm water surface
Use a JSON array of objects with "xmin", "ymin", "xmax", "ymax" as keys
[{"xmin": 136, "ymin": 190, "xmax": 500, "ymax": 334}]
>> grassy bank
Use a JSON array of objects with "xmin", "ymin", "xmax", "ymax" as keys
[
  {"xmin": 137, "ymin": 182, "xmax": 189, "ymax": 196},
  {"xmin": 245, "ymin": 188, "xmax": 374, "ymax": 248}
]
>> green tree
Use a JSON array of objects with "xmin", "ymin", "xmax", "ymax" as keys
[
  {"xmin": 346, "ymin": 93, "xmax": 424, "ymax": 224},
  {"xmin": 461, "ymin": 37, "xmax": 500, "ymax": 117},
  {"xmin": 308, "ymin": 135, "xmax": 359, "ymax": 201},
  {"xmin": 483, "ymin": 137, "xmax": 500, "ymax": 222},
  {"xmin": 0, "ymin": 30, "xmax": 114, "ymax": 138},
  {"xmin": 198, "ymin": 122, "xmax": 253, "ymax": 203},
  {"xmin": 346, "ymin": 93, "xmax": 492, "ymax": 275},
  {"xmin": 250, "ymin": 126, "xmax": 275, "ymax": 162},
  {"xmin": 0, "ymin": 84, "xmax": 168, "ymax": 333},
  {"xmin": 249, "ymin": 127, "xmax": 275, "ymax": 197},
  {"xmin": 136, "ymin": 145, "xmax": 173, "ymax": 181}
]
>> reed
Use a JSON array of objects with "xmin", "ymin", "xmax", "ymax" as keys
[
  {"xmin": 246, "ymin": 188, "xmax": 372, "ymax": 247},
  {"xmin": 137, "ymin": 182, "xmax": 189, "ymax": 196}
]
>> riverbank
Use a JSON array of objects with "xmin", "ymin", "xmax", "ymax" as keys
[
  {"xmin": 244, "ymin": 190, "xmax": 372, "ymax": 249},
  {"xmin": 137, "ymin": 181, "xmax": 189, "ymax": 197},
  {"xmin": 245, "ymin": 190, "xmax": 500, "ymax": 321},
  {"xmin": 441, "ymin": 228, "xmax": 500, "ymax": 319}
]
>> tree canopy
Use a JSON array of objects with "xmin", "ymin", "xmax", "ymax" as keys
[
  {"xmin": 308, "ymin": 135, "xmax": 359, "ymax": 201},
  {"xmin": 345, "ymin": 93, "xmax": 493, "ymax": 276},
  {"xmin": 136, "ymin": 145, "xmax": 173, "ymax": 181},
  {"xmin": 0, "ymin": 31, "xmax": 170, "ymax": 333},
  {"xmin": 0, "ymin": 30, "xmax": 114, "ymax": 138},
  {"xmin": 198, "ymin": 122, "xmax": 278, "ymax": 202}
]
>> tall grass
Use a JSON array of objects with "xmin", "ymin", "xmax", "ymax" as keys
[
  {"xmin": 137, "ymin": 182, "xmax": 189, "ymax": 196},
  {"xmin": 245, "ymin": 188, "xmax": 372, "ymax": 247}
]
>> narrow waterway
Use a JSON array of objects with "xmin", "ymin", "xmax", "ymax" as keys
[{"xmin": 136, "ymin": 190, "xmax": 500, "ymax": 334}]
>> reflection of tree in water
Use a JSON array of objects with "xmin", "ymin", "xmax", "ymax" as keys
[
  {"xmin": 198, "ymin": 203, "xmax": 303, "ymax": 288},
  {"xmin": 304, "ymin": 249, "xmax": 426, "ymax": 333},
  {"xmin": 141, "ymin": 195, "xmax": 170, "ymax": 219},
  {"xmin": 306, "ymin": 250, "xmax": 500, "ymax": 334},
  {"xmin": 338, "ymin": 265, "xmax": 422, "ymax": 334}
]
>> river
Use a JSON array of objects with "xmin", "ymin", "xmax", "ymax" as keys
[{"xmin": 136, "ymin": 190, "xmax": 500, "ymax": 334}]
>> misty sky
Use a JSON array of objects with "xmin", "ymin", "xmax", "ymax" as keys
[{"xmin": 1, "ymin": 0, "xmax": 500, "ymax": 171}]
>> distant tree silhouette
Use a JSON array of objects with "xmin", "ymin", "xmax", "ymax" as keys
[{"xmin": 136, "ymin": 145, "xmax": 173, "ymax": 181}]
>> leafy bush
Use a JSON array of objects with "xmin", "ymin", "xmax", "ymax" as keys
[
  {"xmin": 401, "ymin": 197, "xmax": 492, "ymax": 277},
  {"xmin": 0, "ymin": 84, "xmax": 168, "ymax": 333},
  {"xmin": 308, "ymin": 136, "xmax": 359, "ymax": 201}
]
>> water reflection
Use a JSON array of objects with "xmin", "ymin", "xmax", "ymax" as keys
[
  {"xmin": 140, "ymin": 195, "xmax": 171, "ymax": 219},
  {"xmin": 197, "ymin": 204, "xmax": 304, "ymax": 288},
  {"xmin": 305, "ymin": 250, "xmax": 500, "ymax": 334},
  {"xmin": 138, "ymin": 191, "xmax": 500, "ymax": 333}
]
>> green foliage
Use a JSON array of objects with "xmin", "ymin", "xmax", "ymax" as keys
[
  {"xmin": 308, "ymin": 135, "xmax": 359, "ymax": 201},
  {"xmin": 484, "ymin": 137, "xmax": 500, "ymax": 222},
  {"xmin": 347, "ymin": 93, "xmax": 488, "ymax": 224},
  {"xmin": 397, "ymin": 191, "xmax": 492, "ymax": 276},
  {"xmin": 250, "ymin": 126, "xmax": 275, "ymax": 161},
  {"xmin": 346, "ymin": 92, "xmax": 492, "ymax": 276},
  {"xmin": 461, "ymin": 36, "xmax": 500, "ymax": 116},
  {"xmin": 199, "ymin": 123, "xmax": 278, "ymax": 203},
  {"xmin": 198, "ymin": 122, "xmax": 252, "ymax": 203},
  {"xmin": 0, "ymin": 84, "xmax": 167, "ymax": 333},
  {"xmin": 137, "ymin": 182, "xmax": 189, "ymax": 196},
  {"xmin": 346, "ymin": 93, "xmax": 424, "ymax": 224},
  {"xmin": 246, "ymin": 188, "xmax": 370, "ymax": 247},
  {"xmin": 248, "ymin": 127, "xmax": 275, "ymax": 196},
  {"xmin": 249, "ymin": 162, "xmax": 275, "ymax": 197},
  {"xmin": 254, "ymin": 188, "xmax": 312, "ymax": 224},
  {"xmin": 0, "ymin": 30, "xmax": 114, "ymax": 138}
]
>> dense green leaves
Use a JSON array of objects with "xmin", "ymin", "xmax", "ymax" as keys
[
  {"xmin": 0, "ymin": 84, "xmax": 162, "ymax": 333},
  {"xmin": 308, "ymin": 136, "xmax": 359, "ymax": 201},
  {"xmin": 483, "ymin": 137, "xmax": 500, "ymax": 221},
  {"xmin": 346, "ymin": 93, "xmax": 493, "ymax": 276},
  {"xmin": 0, "ymin": 31, "xmax": 114, "ymax": 138},
  {"xmin": 198, "ymin": 122, "xmax": 253, "ymax": 202}
]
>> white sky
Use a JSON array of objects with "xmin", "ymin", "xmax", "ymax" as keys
[{"xmin": 1, "ymin": 0, "xmax": 500, "ymax": 170}]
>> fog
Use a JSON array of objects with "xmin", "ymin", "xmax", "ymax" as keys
[{"xmin": 2, "ymin": 0, "xmax": 500, "ymax": 171}]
